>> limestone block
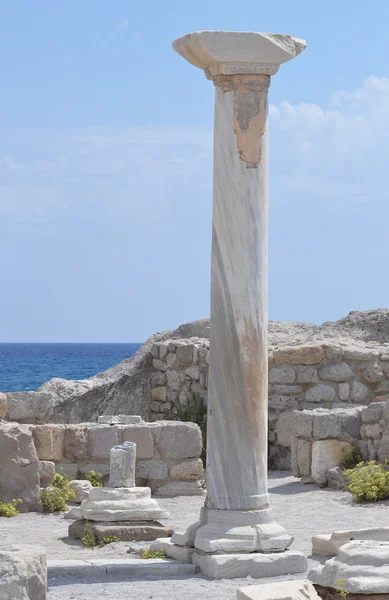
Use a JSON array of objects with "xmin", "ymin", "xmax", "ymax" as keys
[
  {"xmin": 269, "ymin": 366, "xmax": 295, "ymax": 384},
  {"xmin": 327, "ymin": 466, "xmax": 347, "ymax": 490},
  {"xmin": 318, "ymin": 362, "xmax": 355, "ymax": 382},
  {"xmin": 363, "ymin": 363, "xmax": 384, "ymax": 383},
  {"xmin": 109, "ymin": 441, "xmax": 136, "ymax": 487},
  {"xmin": 375, "ymin": 381, "xmax": 389, "ymax": 395},
  {"xmin": 0, "ymin": 545, "xmax": 47, "ymax": 600},
  {"xmin": 0, "ymin": 392, "xmax": 8, "ymax": 419},
  {"xmin": 350, "ymin": 381, "xmax": 369, "ymax": 403},
  {"xmin": 0, "ymin": 423, "xmax": 41, "ymax": 512},
  {"xmin": 150, "ymin": 344, "xmax": 159, "ymax": 358},
  {"xmin": 56, "ymin": 462, "xmax": 79, "ymax": 479},
  {"xmin": 305, "ymin": 385, "xmax": 336, "ymax": 403},
  {"xmin": 364, "ymin": 422, "xmax": 383, "ymax": 438},
  {"xmin": 136, "ymin": 460, "xmax": 168, "ymax": 480},
  {"xmin": 323, "ymin": 345, "xmax": 344, "ymax": 362},
  {"xmin": 88, "ymin": 426, "xmax": 119, "ymax": 461},
  {"xmin": 172, "ymin": 508, "xmax": 206, "ymax": 547},
  {"xmin": 311, "ymin": 440, "xmax": 353, "ymax": 486},
  {"xmin": 344, "ymin": 347, "xmax": 380, "ymax": 361},
  {"xmin": 311, "ymin": 534, "xmax": 335, "ymax": 557},
  {"xmin": 69, "ymin": 519, "xmax": 173, "ymax": 543},
  {"xmin": 185, "ymin": 366, "xmax": 200, "ymax": 380},
  {"xmin": 237, "ymin": 580, "xmax": 320, "ymax": 600},
  {"xmin": 362, "ymin": 402, "xmax": 385, "ymax": 423},
  {"xmin": 38, "ymin": 461, "xmax": 55, "ymax": 487},
  {"xmin": 151, "ymin": 421, "xmax": 202, "ymax": 459},
  {"xmin": 97, "ymin": 415, "xmax": 143, "ymax": 424},
  {"xmin": 192, "ymin": 550, "xmax": 307, "ymax": 580},
  {"xmin": 167, "ymin": 370, "xmax": 184, "ymax": 391},
  {"xmin": 268, "ymin": 396, "xmax": 300, "ymax": 411},
  {"xmin": 313, "ymin": 411, "xmax": 341, "ymax": 440},
  {"xmin": 151, "ymin": 387, "xmax": 167, "ymax": 402},
  {"xmin": 272, "ymin": 385, "xmax": 303, "ymax": 395},
  {"xmin": 172, "ymin": 345, "xmax": 194, "ymax": 370},
  {"xmin": 32, "ymin": 425, "xmax": 65, "ymax": 461},
  {"xmin": 296, "ymin": 366, "xmax": 319, "ymax": 384},
  {"xmin": 151, "ymin": 372, "xmax": 166, "ymax": 387},
  {"xmin": 169, "ymin": 458, "xmax": 204, "ymax": 480},
  {"xmin": 293, "ymin": 438, "xmax": 311, "ymax": 477},
  {"xmin": 340, "ymin": 408, "xmax": 362, "ymax": 440},
  {"xmin": 339, "ymin": 383, "xmax": 350, "ymax": 401},
  {"xmin": 312, "ymin": 527, "xmax": 389, "ymax": 558},
  {"xmin": 152, "ymin": 359, "xmax": 167, "ymax": 372},
  {"xmin": 150, "ymin": 401, "xmax": 162, "ymax": 413},
  {"xmin": 153, "ymin": 481, "xmax": 204, "ymax": 496},
  {"xmin": 378, "ymin": 432, "xmax": 389, "ymax": 461},
  {"xmin": 149, "ymin": 538, "xmax": 195, "ymax": 563},
  {"xmin": 309, "ymin": 540, "xmax": 389, "ymax": 593},
  {"xmin": 276, "ymin": 411, "xmax": 296, "ymax": 448},
  {"xmin": 77, "ymin": 486, "xmax": 169, "ymax": 522},
  {"xmin": 273, "ymin": 345, "xmax": 324, "ymax": 366},
  {"xmin": 293, "ymin": 411, "xmax": 314, "ymax": 438},
  {"xmin": 64, "ymin": 426, "xmax": 88, "ymax": 461},
  {"xmin": 166, "ymin": 353, "xmax": 176, "ymax": 368},
  {"xmin": 68, "ymin": 480, "xmax": 93, "ymax": 503},
  {"xmin": 159, "ymin": 344, "xmax": 168, "ymax": 360}
]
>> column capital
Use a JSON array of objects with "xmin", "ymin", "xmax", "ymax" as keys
[{"xmin": 172, "ymin": 31, "xmax": 306, "ymax": 79}]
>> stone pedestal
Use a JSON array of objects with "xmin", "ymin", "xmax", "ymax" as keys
[
  {"xmin": 67, "ymin": 441, "xmax": 171, "ymax": 541},
  {"xmin": 158, "ymin": 30, "xmax": 307, "ymax": 578}
]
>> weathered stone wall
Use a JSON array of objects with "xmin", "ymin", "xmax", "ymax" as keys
[
  {"xmin": 148, "ymin": 338, "xmax": 389, "ymax": 468},
  {"xmin": 290, "ymin": 399, "xmax": 389, "ymax": 486},
  {"xmin": 29, "ymin": 421, "xmax": 204, "ymax": 497}
]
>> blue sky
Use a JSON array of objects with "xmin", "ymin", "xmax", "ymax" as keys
[{"xmin": 1, "ymin": 1, "xmax": 389, "ymax": 342}]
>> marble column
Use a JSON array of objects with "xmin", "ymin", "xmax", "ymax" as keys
[{"xmin": 170, "ymin": 31, "xmax": 307, "ymax": 578}]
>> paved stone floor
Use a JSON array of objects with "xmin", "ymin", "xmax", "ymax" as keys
[{"xmin": 1, "ymin": 472, "xmax": 387, "ymax": 599}]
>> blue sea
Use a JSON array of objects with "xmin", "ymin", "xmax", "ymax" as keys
[{"xmin": 0, "ymin": 343, "xmax": 142, "ymax": 393}]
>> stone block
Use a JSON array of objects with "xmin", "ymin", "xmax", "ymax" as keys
[
  {"xmin": 192, "ymin": 550, "xmax": 307, "ymax": 580},
  {"xmin": 363, "ymin": 363, "xmax": 384, "ymax": 383},
  {"xmin": 375, "ymin": 381, "xmax": 389, "ymax": 395},
  {"xmin": 64, "ymin": 426, "xmax": 88, "ymax": 461},
  {"xmin": 268, "ymin": 396, "xmax": 300, "ymax": 411},
  {"xmin": 56, "ymin": 462, "xmax": 79, "ymax": 479},
  {"xmin": 269, "ymin": 366, "xmax": 295, "ymax": 384},
  {"xmin": 378, "ymin": 432, "xmax": 389, "ymax": 462},
  {"xmin": 152, "ymin": 359, "xmax": 167, "ymax": 372},
  {"xmin": 159, "ymin": 344, "xmax": 168, "ymax": 360},
  {"xmin": 318, "ymin": 362, "xmax": 354, "ymax": 382},
  {"xmin": 293, "ymin": 411, "xmax": 314, "ymax": 438},
  {"xmin": 166, "ymin": 353, "xmax": 176, "ymax": 368},
  {"xmin": 340, "ymin": 408, "xmax": 362, "ymax": 440},
  {"xmin": 172, "ymin": 345, "xmax": 194, "ymax": 370},
  {"xmin": 311, "ymin": 534, "xmax": 335, "ymax": 557},
  {"xmin": 0, "ymin": 545, "xmax": 47, "ymax": 600},
  {"xmin": 327, "ymin": 466, "xmax": 347, "ymax": 490},
  {"xmin": 97, "ymin": 415, "xmax": 143, "ymax": 425},
  {"xmin": 362, "ymin": 402, "xmax": 385, "ymax": 423},
  {"xmin": 185, "ymin": 366, "xmax": 200, "ymax": 380},
  {"xmin": 68, "ymin": 480, "xmax": 93, "ymax": 503},
  {"xmin": 305, "ymin": 385, "xmax": 336, "ymax": 403},
  {"xmin": 38, "ymin": 461, "xmax": 55, "ymax": 487},
  {"xmin": 272, "ymin": 385, "xmax": 303, "ymax": 395},
  {"xmin": 32, "ymin": 425, "xmax": 65, "ymax": 461},
  {"xmin": 296, "ymin": 439, "xmax": 312, "ymax": 477},
  {"xmin": 69, "ymin": 520, "xmax": 173, "ymax": 542},
  {"xmin": 88, "ymin": 426, "xmax": 119, "ymax": 461},
  {"xmin": 296, "ymin": 366, "xmax": 318, "ymax": 384},
  {"xmin": 122, "ymin": 426, "xmax": 153, "ymax": 460},
  {"xmin": 150, "ymin": 344, "xmax": 159, "ymax": 358},
  {"xmin": 313, "ymin": 412, "xmax": 341, "ymax": 440},
  {"xmin": 78, "ymin": 462, "xmax": 110, "ymax": 477},
  {"xmin": 338, "ymin": 383, "xmax": 350, "ymax": 401},
  {"xmin": 364, "ymin": 423, "xmax": 383, "ymax": 438},
  {"xmin": 151, "ymin": 421, "xmax": 202, "ymax": 459},
  {"xmin": 309, "ymin": 540, "xmax": 389, "ymax": 593},
  {"xmin": 153, "ymin": 481, "xmax": 204, "ymax": 496},
  {"xmin": 273, "ymin": 345, "xmax": 324, "ymax": 366},
  {"xmin": 136, "ymin": 460, "xmax": 168, "ymax": 480},
  {"xmin": 237, "ymin": 580, "xmax": 320, "ymax": 600},
  {"xmin": 343, "ymin": 347, "xmax": 379, "ymax": 361},
  {"xmin": 167, "ymin": 370, "xmax": 184, "ymax": 391},
  {"xmin": 0, "ymin": 423, "xmax": 41, "ymax": 512},
  {"xmin": 151, "ymin": 387, "xmax": 167, "ymax": 402},
  {"xmin": 350, "ymin": 381, "xmax": 369, "ymax": 403},
  {"xmin": 276, "ymin": 411, "xmax": 296, "ymax": 448},
  {"xmin": 151, "ymin": 372, "xmax": 166, "ymax": 387},
  {"xmin": 311, "ymin": 440, "xmax": 353, "ymax": 486},
  {"xmin": 149, "ymin": 538, "xmax": 195, "ymax": 563},
  {"xmin": 169, "ymin": 458, "xmax": 204, "ymax": 480},
  {"xmin": 150, "ymin": 401, "xmax": 162, "ymax": 413}
]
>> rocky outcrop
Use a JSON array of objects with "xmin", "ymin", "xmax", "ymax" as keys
[
  {"xmin": 0, "ymin": 545, "xmax": 47, "ymax": 600},
  {"xmin": 5, "ymin": 309, "xmax": 389, "ymax": 427},
  {"xmin": 0, "ymin": 423, "xmax": 41, "ymax": 512}
]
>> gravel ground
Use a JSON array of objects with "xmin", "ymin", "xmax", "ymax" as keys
[{"xmin": 1, "ymin": 472, "xmax": 387, "ymax": 599}]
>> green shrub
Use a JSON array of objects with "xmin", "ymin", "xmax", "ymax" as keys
[
  {"xmin": 174, "ymin": 392, "xmax": 207, "ymax": 461},
  {"xmin": 81, "ymin": 523, "xmax": 119, "ymax": 548},
  {"xmin": 40, "ymin": 471, "xmax": 76, "ymax": 513},
  {"xmin": 344, "ymin": 460, "xmax": 389, "ymax": 502},
  {"xmin": 341, "ymin": 447, "xmax": 362, "ymax": 469},
  {"xmin": 81, "ymin": 470, "xmax": 103, "ymax": 487},
  {"xmin": 0, "ymin": 498, "xmax": 22, "ymax": 517},
  {"xmin": 336, "ymin": 580, "xmax": 349, "ymax": 599},
  {"xmin": 141, "ymin": 548, "xmax": 167, "ymax": 559},
  {"xmin": 100, "ymin": 536, "xmax": 119, "ymax": 546}
]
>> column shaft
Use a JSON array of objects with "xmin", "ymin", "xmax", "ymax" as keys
[{"xmin": 206, "ymin": 74, "xmax": 270, "ymax": 511}]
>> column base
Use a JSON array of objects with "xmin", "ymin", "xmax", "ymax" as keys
[{"xmin": 150, "ymin": 506, "xmax": 307, "ymax": 579}]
